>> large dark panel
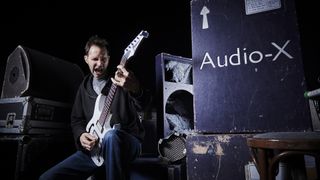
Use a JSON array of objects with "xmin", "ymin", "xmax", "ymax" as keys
[
  {"xmin": 191, "ymin": 0, "xmax": 312, "ymax": 133},
  {"xmin": 1, "ymin": 45, "xmax": 84, "ymax": 103}
]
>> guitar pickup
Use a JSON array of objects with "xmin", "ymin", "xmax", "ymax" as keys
[{"xmin": 95, "ymin": 121, "xmax": 102, "ymax": 132}]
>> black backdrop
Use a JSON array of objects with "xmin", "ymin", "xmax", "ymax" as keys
[{"xmin": 0, "ymin": 0, "xmax": 319, "ymax": 105}]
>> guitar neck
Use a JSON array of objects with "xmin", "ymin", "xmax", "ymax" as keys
[
  {"xmin": 96, "ymin": 30, "xmax": 148, "ymax": 127},
  {"xmin": 98, "ymin": 54, "xmax": 128, "ymax": 126}
]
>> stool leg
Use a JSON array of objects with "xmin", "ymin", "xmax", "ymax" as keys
[
  {"xmin": 255, "ymin": 149, "xmax": 268, "ymax": 180},
  {"xmin": 271, "ymin": 152, "xmax": 310, "ymax": 180}
]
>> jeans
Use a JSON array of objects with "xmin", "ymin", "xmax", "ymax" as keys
[{"xmin": 39, "ymin": 129, "xmax": 141, "ymax": 180}]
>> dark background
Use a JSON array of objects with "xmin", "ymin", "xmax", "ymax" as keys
[{"xmin": 0, "ymin": 0, "xmax": 319, "ymax": 105}]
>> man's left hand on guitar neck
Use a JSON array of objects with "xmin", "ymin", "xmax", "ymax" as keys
[{"xmin": 111, "ymin": 64, "xmax": 141, "ymax": 94}]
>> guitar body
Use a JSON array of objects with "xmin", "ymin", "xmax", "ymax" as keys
[{"xmin": 86, "ymin": 94, "xmax": 112, "ymax": 166}]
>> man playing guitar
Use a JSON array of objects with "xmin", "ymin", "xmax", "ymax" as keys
[{"xmin": 40, "ymin": 32, "xmax": 150, "ymax": 180}]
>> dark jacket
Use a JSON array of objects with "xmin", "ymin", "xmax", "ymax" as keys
[{"xmin": 71, "ymin": 74, "xmax": 149, "ymax": 150}]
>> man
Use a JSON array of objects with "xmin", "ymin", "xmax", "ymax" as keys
[{"xmin": 40, "ymin": 35, "xmax": 150, "ymax": 180}]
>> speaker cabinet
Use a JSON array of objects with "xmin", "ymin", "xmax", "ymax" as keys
[
  {"xmin": 191, "ymin": 0, "xmax": 312, "ymax": 133},
  {"xmin": 155, "ymin": 53, "xmax": 193, "ymax": 139},
  {"xmin": 1, "ymin": 45, "xmax": 84, "ymax": 103}
]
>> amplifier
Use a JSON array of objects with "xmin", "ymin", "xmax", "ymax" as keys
[{"xmin": 0, "ymin": 96, "xmax": 72, "ymax": 135}]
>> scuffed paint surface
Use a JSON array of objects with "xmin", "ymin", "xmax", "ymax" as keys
[
  {"xmin": 186, "ymin": 134, "xmax": 253, "ymax": 179},
  {"xmin": 216, "ymin": 135, "xmax": 231, "ymax": 143},
  {"xmin": 192, "ymin": 144, "xmax": 209, "ymax": 154},
  {"xmin": 215, "ymin": 143, "xmax": 224, "ymax": 156},
  {"xmin": 191, "ymin": 135, "xmax": 231, "ymax": 156}
]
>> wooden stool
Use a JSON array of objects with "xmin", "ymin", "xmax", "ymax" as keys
[{"xmin": 247, "ymin": 132, "xmax": 320, "ymax": 180}]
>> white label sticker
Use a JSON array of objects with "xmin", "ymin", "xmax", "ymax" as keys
[{"xmin": 245, "ymin": 0, "xmax": 281, "ymax": 15}]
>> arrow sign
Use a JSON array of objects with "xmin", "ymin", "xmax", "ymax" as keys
[{"xmin": 200, "ymin": 6, "xmax": 210, "ymax": 29}]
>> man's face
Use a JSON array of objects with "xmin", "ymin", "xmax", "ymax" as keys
[{"xmin": 84, "ymin": 45, "xmax": 109, "ymax": 79}]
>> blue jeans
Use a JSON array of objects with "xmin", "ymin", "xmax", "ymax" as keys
[{"xmin": 39, "ymin": 129, "xmax": 141, "ymax": 180}]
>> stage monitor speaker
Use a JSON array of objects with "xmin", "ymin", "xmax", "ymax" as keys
[
  {"xmin": 155, "ymin": 53, "xmax": 194, "ymax": 139},
  {"xmin": 1, "ymin": 45, "xmax": 84, "ymax": 103},
  {"xmin": 158, "ymin": 132, "xmax": 186, "ymax": 163}
]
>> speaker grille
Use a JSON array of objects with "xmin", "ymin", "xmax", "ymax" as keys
[{"xmin": 158, "ymin": 133, "xmax": 186, "ymax": 163}]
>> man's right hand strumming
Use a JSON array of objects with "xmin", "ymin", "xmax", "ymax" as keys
[{"xmin": 80, "ymin": 132, "xmax": 97, "ymax": 151}]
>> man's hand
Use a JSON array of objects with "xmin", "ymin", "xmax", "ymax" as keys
[
  {"xmin": 111, "ymin": 65, "xmax": 140, "ymax": 93},
  {"xmin": 80, "ymin": 132, "xmax": 97, "ymax": 151}
]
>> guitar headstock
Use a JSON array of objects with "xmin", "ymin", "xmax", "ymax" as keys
[{"xmin": 123, "ymin": 30, "xmax": 149, "ymax": 61}]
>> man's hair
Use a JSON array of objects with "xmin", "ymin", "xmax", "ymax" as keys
[{"xmin": 84, "ymin": 35, "xmax": 110, "ymax": 55}]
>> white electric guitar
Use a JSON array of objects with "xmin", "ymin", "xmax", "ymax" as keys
[{"xmin": 86, "ymin": 30, "xmax": 149, "ymax": 166}]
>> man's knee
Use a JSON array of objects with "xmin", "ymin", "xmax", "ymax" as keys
[{"xmin": 103, "ymin": 129, "xmax": 120, "ymax": 142}]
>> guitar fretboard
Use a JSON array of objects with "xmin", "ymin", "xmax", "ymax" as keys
[{"xmin": 98, "ymin": 56, "xmax": 128, "ymax": 128}]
